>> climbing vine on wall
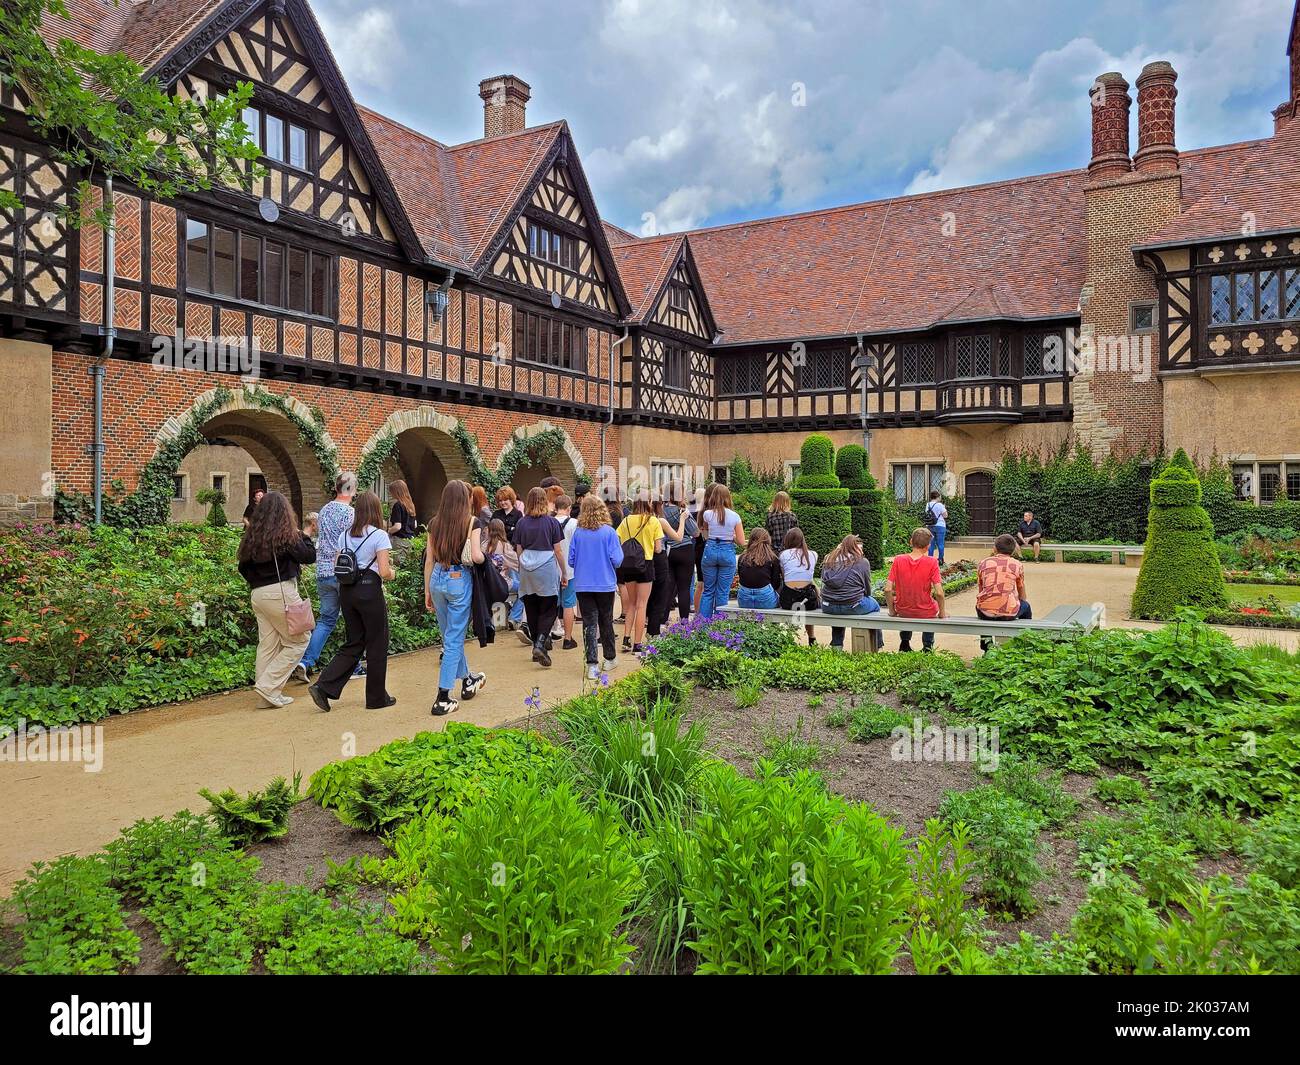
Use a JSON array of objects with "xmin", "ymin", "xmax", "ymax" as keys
[
  {"xmin": 448, "ymin": 421, "xmax": 569, "ymax": 495},
  {"xmin": 56, "ymin": 385, "xmax": 342, "ymax": 527},
  {"xmin": 356, "ymin": 432, "xmax": 399, "ymax": 493}
]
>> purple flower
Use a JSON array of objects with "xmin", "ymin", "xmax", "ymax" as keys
[
  {"xmin": 598, "ymin": 672, "xmax": 610, "ymax": 687},
  {"xmin": 524, "ymin": 686, "xmax": 541, "ymax": 710}
]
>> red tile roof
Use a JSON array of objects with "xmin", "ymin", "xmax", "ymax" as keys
[
  {"xmin": 41, "ymin": 0, "xmax": 219, "ymax": 74},
  {"xmin": 360, "ymin": 107, "xmax": 564, "ymax": 270},
  {"xmin": 609, "ymin": 234, "xmax": 683, "ymax": 320},
  {"xmin": 1141, "ymin": 123, "xmax": 1300, "ymax": 247},
  {"xmin": 682, "ymin": 169, "xmax": 1088, "ymax": 345}
]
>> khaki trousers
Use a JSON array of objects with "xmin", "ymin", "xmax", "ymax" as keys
[{"xmin": 250, "ymin": 581, "xmax": 310, "ymax": 699}]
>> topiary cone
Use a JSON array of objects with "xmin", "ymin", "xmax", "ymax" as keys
[
  {"xmin": 835, "ymin": 443, "xmax": 884, "ymax": 568},
  {"xmin": 791, "ymin": 434, "xmax": 851, "ymax": 571},
  {"xmin": 1130, "ymin": 452, "xmax": 1228, "ymax": 619}
]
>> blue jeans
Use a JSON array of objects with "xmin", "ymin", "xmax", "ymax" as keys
[
  {"xmin": 824, "ymin": 595, "xmax": 881, "ymax": 649},
  {"xmin": 737, "ymin": 584, "xmax": 778, "ymax": 610},
  {"xmin": 430, "ymin": 564, "xmax": 473, "ymax": 692},
  {"xmin": 699, "ymin": 540, "xmax": 737, "ymax": 619},
  {"xmin": 928, "ymin": 526, "xmax": 946, "ymax": 564},
  {"xmin": 301, "ymin": 575, "xmax": 340, "ymax": 668},
  {"xmin": 508, "ymin": 571, "xmax": 524, "ymax": 624}
]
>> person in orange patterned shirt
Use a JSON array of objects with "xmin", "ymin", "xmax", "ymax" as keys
[{"xmin": 975, "ymin": 534, "xmax": 1031, "ymax": 653}]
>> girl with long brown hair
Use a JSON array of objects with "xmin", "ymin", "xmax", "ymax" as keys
[
  {"xmin": 778, "ymin": 526, "xmax": 820, "ymax": 644},
  {"xmin": 698, "ymin": 482, "xmax": 745, "ymax": 618},
  {"xmin": 386, "ymin": 479, "xmax": 417, "ymax": 539},
  {"xmin": 736, "ymin": 528, "xmax": 781, "ymax": 610},
  {"xmin": 820, "ymin": 533, "xmax": 882, "ymax": 650},
  {"xmin": 421, "ymin": 480, "xmax": 486, "ymax": 715},
  {"xmin": 308, "ymin": 491, "xmax": 397, "ymax": 712},
  {"xmin": 238, "ymin": 490, "xmax": 316, "ymax": 707}
]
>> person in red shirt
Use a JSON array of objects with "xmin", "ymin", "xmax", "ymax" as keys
[{"xmin": 884, "ymin": 527, "xmax": 946, "ymax": 651}]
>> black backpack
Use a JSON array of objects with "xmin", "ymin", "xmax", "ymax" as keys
[
  {"xmin": 924, "ymin": 500, "xmax": 940, "ymax": 527},
  {"xmin": 335, "ymin": 529, "xmax": 377, "ymax": 586},
  {"xmin": 618, "ymin": 518, "xmax": 648, "ymax": 575}
]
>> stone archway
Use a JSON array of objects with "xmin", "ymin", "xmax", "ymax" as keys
[
  {"xmin": 495, "ymin": 420, "xmax": 585, "ymax": 496},
  {"xmin": 357, "ymin": 407, "xmax": 472, "ymax": 524},
  {"xmin": 157, "ymin": 388, "xmax": 337, "ymax": 521}
]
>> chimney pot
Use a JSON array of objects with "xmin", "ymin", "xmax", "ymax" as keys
[
  {"xmin": 1274, "ymin": 2, "xmax": 1300, "ymax": 132},
  {"xmin": 1134, "ymin": 61, "xmax": 1179, "ymax": 174},
  {"xmin": 1088, "ymin": 72, "xmax": 1132, "ymax": 180},
  {"xmin": 478, "ymin": 74, "xmax": 531, "ymax": 138}
]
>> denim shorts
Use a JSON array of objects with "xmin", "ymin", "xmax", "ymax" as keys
[{"xmin": 559, "ymin": 581, "xmax": 577, "ymax": 609}]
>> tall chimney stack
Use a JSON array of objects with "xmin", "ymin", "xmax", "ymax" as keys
[
  {"xmin": 478, "ymin": 75, "xmax": 531, "ymax": 138},
  {"xmin": 1272, "ymin": 1, "xmax": 1300, "ymax": 132},
  {"xmin": 1088, "ymin": 72, "xmax": 1132, "ymax": 180},
  {"xmin": 1134, "ymin": 62, "xmax": 1178, "ymax": 173}
]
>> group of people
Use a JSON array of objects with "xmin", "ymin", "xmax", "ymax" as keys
[{"xmin": 234, "ymin": 465, "xmax": 1045, "ymax": 715}]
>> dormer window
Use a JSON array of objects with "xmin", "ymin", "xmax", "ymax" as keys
[{"xmin": 668, "ymin": 281, "xmax": 690, "ymax": 311}]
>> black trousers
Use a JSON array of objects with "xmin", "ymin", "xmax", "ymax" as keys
[
  {"xmin": 317, "ymin": 576, "xmax": 389, "ymax": 706},
  {"xmin": 664, "ymin": 544, "xmax": 695, "ymax": 624},
  {"xmin": 646, "ymin": 551, "xmax": 671, "ymax": 636},
  {"xmin": 522, "ymin": 593, "xmax": 558, "ymax": 651},
  {"xmin": 578, "ymin": 591, "xmax": 616, "ymax": 664}
]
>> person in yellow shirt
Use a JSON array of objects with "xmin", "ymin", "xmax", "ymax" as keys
[{"xmin": 615, "ymin": 497, "xmax": 664, "ymax": 653}]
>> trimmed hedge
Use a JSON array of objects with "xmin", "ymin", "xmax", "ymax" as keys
[
  {"xmin": 1131, "ymin": 450, "xmax": 1229, "ymax": 619},
  {"xmin": 790, "ymin": 435, "xmax": 850, "ymax": 571},
  {"xmin": 835, "ymin": 444, "xmax": 884, "ymax": 568}
]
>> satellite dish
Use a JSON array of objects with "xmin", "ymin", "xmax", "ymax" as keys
[
  {"xmin": 258, "ymin": 197, "xmax": 280, "ymax": 223},
  {"xmin": 549, "ymin": 290, "xmax": 562, "ymax": 309}
]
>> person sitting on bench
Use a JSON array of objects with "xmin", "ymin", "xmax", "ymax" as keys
[
  {"xmin": 1014, "ymin": 511, "xmax": 1043, "ymax": 560},
  {"xmin": 884, "ymin": 528, "xmax": 945, "ymax": 651},
  {"xmin": 819, "ymin": 534, "xmax": 881, "ymax": 650},
  {"xmin": 976, "ymin": 534, "xmax": 1032, "ymax": 652}
]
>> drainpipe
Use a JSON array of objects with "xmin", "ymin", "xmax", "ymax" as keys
[
  {"xmin": 91, "ymin": 176, "xmax": 116, "ymax": 525},
  {"xmin": 601, "ymin": 329, "xmax": 630, "ymax": 481}
]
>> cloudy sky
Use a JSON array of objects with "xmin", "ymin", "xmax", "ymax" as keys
[{"xmin": 314, "ymin": 0, "xmax": 1295, "ymax": 235}]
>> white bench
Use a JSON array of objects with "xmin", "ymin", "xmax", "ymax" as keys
[
  {"xmin": 1032, "ymin": 542, "xmax": 1145, "ymax": 566},
  {"xmin": 717, "ymin": 602, "xmax": 1105, "ymax": 652}
]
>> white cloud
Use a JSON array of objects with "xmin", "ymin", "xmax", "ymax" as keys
[{"xmin": 318, "ymin": 7, "xmax": 405, "ymax": 92}]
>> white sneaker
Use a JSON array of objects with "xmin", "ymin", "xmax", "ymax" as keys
[
  {"xmin": 257, "ymin": 689, "xmax": 292, "ymax": 708},
  {"xmin": 586, "ymin": 663, "xmax": 600, "ymax": 680},
  {"xmin": 601, "ymin": 657, "xmax": 617, "ymax": 672},
  {"xmin": 276, "ymin": 694, "xmax": 295, "ymax": 707},
  {"xmin": 291, "ymin": 663, "xmax": 310, "ymax": 684}
]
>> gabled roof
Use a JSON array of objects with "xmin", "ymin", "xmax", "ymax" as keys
[
  {"xmin": 610, "ymin": 233, "xmax": 683, "ymax": 320},
  {"xmin": 1140, "ymin": 124, "xmax": 1300, "ymax": 248},
  {"xmin": 602, "ymin": 220, "xmax": 642, "ymax": 246},
  {"xmin": 684, "ymin": 168, "xmax": 1088, "ymax": 345},
  {"xmin": 40, "ymin": 0, "xmax": 220, "ymax": 72}
]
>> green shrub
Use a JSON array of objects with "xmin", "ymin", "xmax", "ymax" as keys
[
  {"xmin": 836, "ymin": 443, "xmax": 884, "ymax": 567},
  {"xmin": 195, "ymin": 487, "xmax": 228, "ymax": 527},
  {"xmin": 685, "ymin": 767, "xmax": 913, "ymax": 973},
  {"xmin": 990, "ymin": 753, "xmax": 1078, "ymax": 825},
  {"xmin": 1094, "ymin": 774, "xmax": 1150, "ymax": 806},
  {"xmin": 791, "ymin": 434, "xmax": 851, "ymax": 569},
  {"xmin": 424, "ymin": 777, "xmax": 642, "ymax": 974},
  {"xmin": 909, "ymin": 819, "xmax": 984, "ymax": 974},
  {"xmin": 683, "ymin": 647, "xmax": 750, "ymax": 689},
  {"xmin": 1132, "ymin": 450, "xmax": 1229, "ymax": 618},
  {"xmin": 1243, "ymin": 801, "xmax": 1300, "ymax": 888},
  {"xmin": 757, "ymin": 718, "xmax": 825, "ymax": 777},
  {"xmin": 612, "ymin": 660, "xmax": 693, "ymax": 715},
  {"xmin": 8, "ymin": 855, "xmax": 140, "ymax": 974},
  {"xmin": 938, "ymin": 786, "xmax": 1044, "ymax": 914},
  {"xmin": 1071, "ymin": 872, "xmax": 1160, "ymax": 974},
  {"xmin": 646, "ymin": 612, "xmax": 796, "ymax": 666},
  {"xmin": 990, "ymin": 932, "xmax": 1094, "ymax": 975},
  {"xmin": 1075, "ymin": 811, "xmax": 1199, "ymax": 906},
  {"xmin": 1220, "ymin": 873, "xmax": 1300, "ymax": 974}
]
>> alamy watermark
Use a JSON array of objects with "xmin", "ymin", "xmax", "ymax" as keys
[
  {"xmin": 890, "ymin": 716, "xmax": 1000, "ymax": 771},
  {"xmin": 1, "ymin": 718, "xmax": 104, "ymax": 772},
  {"xmin": 151, "ymin": 331, "xmax": 261, "ymax": 380}
]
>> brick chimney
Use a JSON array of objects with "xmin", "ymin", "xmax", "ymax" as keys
[
  {"xmin": 478, "ymin": 75, "xmax": 531, "ymax": 138},
  {"xmin": 1088, "ymin": 72, "xmax": 1132, "ymax": 180},
  {"xmin": 1134, "ymin": 62, "xmax": 1178, "ymax": 173},
  {"xmin": 1272, "ymin": 1, "xmax": 1300, "ymax": 132}
]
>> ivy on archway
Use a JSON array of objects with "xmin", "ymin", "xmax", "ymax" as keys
[
  {"xmin": 357, "ymin": 431, "xmax": 399, "ymax": 493},
  {"xmin": 450, "ymin": 422, "xmax": 569, "ymax": 494},
  {"xmin": 57, "ymin": 385, "xmax": 341, "ymax": 527}
]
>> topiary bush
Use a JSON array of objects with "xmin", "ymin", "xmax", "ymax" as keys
[
  {"xmin": 195, "ymin": 487, "xmax": 228, "ymax": 527},
  {"xmin": 1131, "ymin": 450, "xmax": 1229, "ymax": 619},
  {"xmin": 790, "ymin": 434, "xmax": 851, "ymax": 570},
  {"xmin": 835, "ymin": 443, "xmax": 884, "ymax": 568}
]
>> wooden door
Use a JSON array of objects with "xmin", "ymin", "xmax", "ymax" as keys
[{"xmin": 964, "ymin": 471, "xmax": 996, "ymax": 535}]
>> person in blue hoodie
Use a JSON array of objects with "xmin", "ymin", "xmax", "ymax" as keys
[{"xmin": 568, "ymin": 494, "xmax": 624, "ymax": 680}]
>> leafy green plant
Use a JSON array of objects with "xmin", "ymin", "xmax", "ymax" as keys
[
  {"xmin": 195, "ymin": 487, "xmax": 228, "ymax": 527},
  {"xmin": 846, "ymin": 700, "xmax": 912, "ymax": 742},
  {"xmin": 990, "ymin": 753, "xmax": 1077, "ymax": 825},
  {"xmin": 558, "ymin": 695, "xmax": 710, "ymax": 830},
  {"xmin": 1071, "ymin": 871, "xmax": 1160, "ymax": 974},
  {"xmin": 613, "ymin": 660, "xmax": 693, "ymax": 715},
  {"xmin": 1074, "ymin": 811, "xmax": 1198, "ymax": 906},
  {"xmin": 424, "ymin": 778, "xmax": 641, "ymax": 974},
  {"xmin": 199, "ymin": 773, "xmax": 300, "ymax": 845},
  {"xmin": 683, "ymin": 647, "xmax": 750, "ymax": 689},
  {"xmin": 733, "ymin": 676, "xmax": 763, "ymax": 709},
  {"xmin": 8, "ymin": 855, "xmax": 139, "ymax": 974},
  {"xmin": 1243, "ymin": 800, "xmax": 1300, "ymax": 888},
  {"xmin": 757, "ymin": 717, "xmax": 825, "ymax": 777},
  {"xmin": 790, "ymin": 434, "xmax": 851, "ymax": 570},
  {"xmin": 909, "ymin": 820, "xmax": 984, "ymax": 974},
  {"xmin": 685, "ymin": 766, "xmax": 912, "ymax": 974},
  {"xmin": 1093, "ymin": 774, "xmax": 1150, "ymax": 806},
  {"xmin": 938, "ymin": 787, "xmax": 1044, "ymax": 915},
  {"xmin": 1219, "ymin": 873, "xmax": 1300, "ymax": 974},
  {"xmin": 253, "ymin": 884, "xmax": 420, "ymax": 975}
]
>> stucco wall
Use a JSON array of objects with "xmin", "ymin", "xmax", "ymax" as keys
[{"xmin": 0, "ymin": 338, "xmax": 54, "ymax": 521}]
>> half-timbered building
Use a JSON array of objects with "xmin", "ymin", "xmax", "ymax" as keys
[{"xmin": 2, "ymin": 0, "xmax": 1300, "ymax": 532}]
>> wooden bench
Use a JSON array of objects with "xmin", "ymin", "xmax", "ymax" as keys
[
  {"xmin": 717, "ymin": 602, "xmax": 1105, "ymax": 652},
  {"xmin": 1032, "ymin": 542, "xmax": 1145, "ymax": 566}
]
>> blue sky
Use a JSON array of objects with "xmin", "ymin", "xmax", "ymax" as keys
[{"xmin": 314, "ymin": 0, "xmax": 1295, "ymax": 234}]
